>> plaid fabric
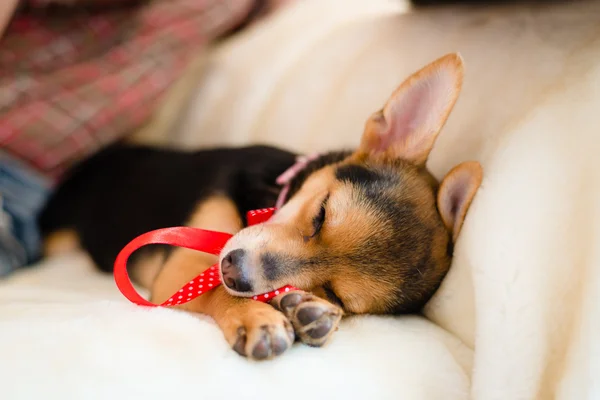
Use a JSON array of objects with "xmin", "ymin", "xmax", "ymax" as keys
[{"xmin": 0, "ymin": 0, "xmax": 260, "ymax": 178}]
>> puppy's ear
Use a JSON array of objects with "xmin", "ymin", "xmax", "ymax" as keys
[
  {"xmin": 437, "ymin": 161, "xmax": 482, "ymax": 242},
  {"xmin": 358, "ymin": 53, "xmax": 464, "ymax": 166}
]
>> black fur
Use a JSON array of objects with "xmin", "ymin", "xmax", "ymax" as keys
[
  {"xmin": 39, "ymin": 144, "xmax": 298, "ymax": 273},
  {"xmin": 284, "ymin": 151, "xmax": 353, "ymax": 201},
  {"xmin": 335, "ymin": 164, "xmax": 383, "ymax": 189},
  {"xmin": 39, "ymin": 145, "xmax": 354, "ymax": 275}
]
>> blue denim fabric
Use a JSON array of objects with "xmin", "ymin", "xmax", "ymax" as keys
[{"xmin": 0, "ymin": 152, "xmax": 51, "ymax": 277}]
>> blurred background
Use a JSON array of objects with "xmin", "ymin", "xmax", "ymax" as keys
[{"xmin": 0, "ymin": 0, "xmax": 591, "ymax": 273}]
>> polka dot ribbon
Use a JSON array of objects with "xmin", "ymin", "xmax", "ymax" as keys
[{"xmin": 113, "ymin": 208, "xmax": 297, "ymax": 307}]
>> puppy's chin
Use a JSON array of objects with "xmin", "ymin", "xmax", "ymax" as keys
[
  {"xmin": 222, "ymin": 287, "xmax": 257, "ymax": 298},
  {"xmin": 219, "ymin": 277, "xmax": 275, "ymax": 298}
]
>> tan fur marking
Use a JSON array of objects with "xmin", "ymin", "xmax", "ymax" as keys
[
  {"xmin": 186, "ymin": 194, "xmax": 244, "ymax": 235},
  {"xmin": 130, "ymin": 252, "xmax": 165, "ymax": 290},
  {"xmin": 43, "ymin": 229, "xmax": 80, "ymax": 256},
  {"xmin": 149, "ymin": 195, "xmax": 243, "ymax": 297}
]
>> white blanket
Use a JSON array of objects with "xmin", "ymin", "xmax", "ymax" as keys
[
  {"xmin": 2, "ymin": 0, "xmax": 600, "ymax": 398},
  {"xmin": 0, "ymin": 252, "xmax": 471, "ymax": 400}
]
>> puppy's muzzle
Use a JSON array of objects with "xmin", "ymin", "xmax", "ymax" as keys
[{"xmin": 221, "ymin": 249, "xmax": 253, "ymax": 293}]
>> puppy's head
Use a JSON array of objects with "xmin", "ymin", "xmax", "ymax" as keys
[{"xmin": 220, "ymin": 53, "xmax": 482, "ymax": 314}]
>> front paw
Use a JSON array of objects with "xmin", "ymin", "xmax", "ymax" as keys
[
  {"xmin": 223, "ymin": 304, "xmax": 295, "ymax": 361},
  {"xmin": 272, "ymin": 291, "xmax": 343, "ymax": 347}
]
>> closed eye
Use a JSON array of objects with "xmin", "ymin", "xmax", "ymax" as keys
[{"xmin": 310, "ymin": 194, "xmax": 329, "ymax": 238}]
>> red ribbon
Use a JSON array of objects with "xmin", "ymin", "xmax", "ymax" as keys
[{"xmin": 113, "ymin": 208, "xmax": 297, "ymax": 307}]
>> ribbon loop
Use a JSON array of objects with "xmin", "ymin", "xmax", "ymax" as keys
[
  {"xmin": 113, "ymin": 227, "xmax": 233, "ymax": 307},
  {"xmin": 113, "ymin": 207, "xmax": 296, "ymax": 307}
]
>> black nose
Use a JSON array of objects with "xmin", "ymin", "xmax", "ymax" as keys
[{"xmin": 221, "ymin": 249, "xmax": 253, "ymax": 292}]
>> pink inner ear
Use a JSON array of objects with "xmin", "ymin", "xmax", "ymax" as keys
[
  {"xmin": 381, "ymin": 68, "xmax": 457, "ymax": 154},
  {"xmin": 438, "ymin": 162, "xmax": 481, "ymax": 240},
  {"xmin": 447, "ymin": 173, "xmax": 471, "ymax": 218},
  {"xmin": 442, "ymin": 171, "xmax": 471, "ymax": 216}
]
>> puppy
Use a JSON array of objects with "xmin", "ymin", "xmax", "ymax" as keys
[{"xmin": 39, "ymin": 53, "xmax": 482, "ymax": 360}]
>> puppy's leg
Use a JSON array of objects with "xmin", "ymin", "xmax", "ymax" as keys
[
  {"xmin": 271, "ymin": 291, "xmax": 343, "ymax": 347},
  {"xmin": 151, "ymin": 246, "xmax": 294, "ymax": 360},
  {"xmin": 149, "ymin": 196, "xmax": 295, "ymax": 360}
]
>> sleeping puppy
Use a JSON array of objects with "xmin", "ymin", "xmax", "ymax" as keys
[{"xmin": 39, "ymin": 53, "xmax": 482, "ymax": 360}]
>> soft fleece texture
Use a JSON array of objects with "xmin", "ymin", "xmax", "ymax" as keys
[
  {"xmin": 0, "ymin": 252, "xmax": 471, "ymax": 400},
  {"xmin": 2, "ymin": 0, "xmax": 600, "ymax": 399}
]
